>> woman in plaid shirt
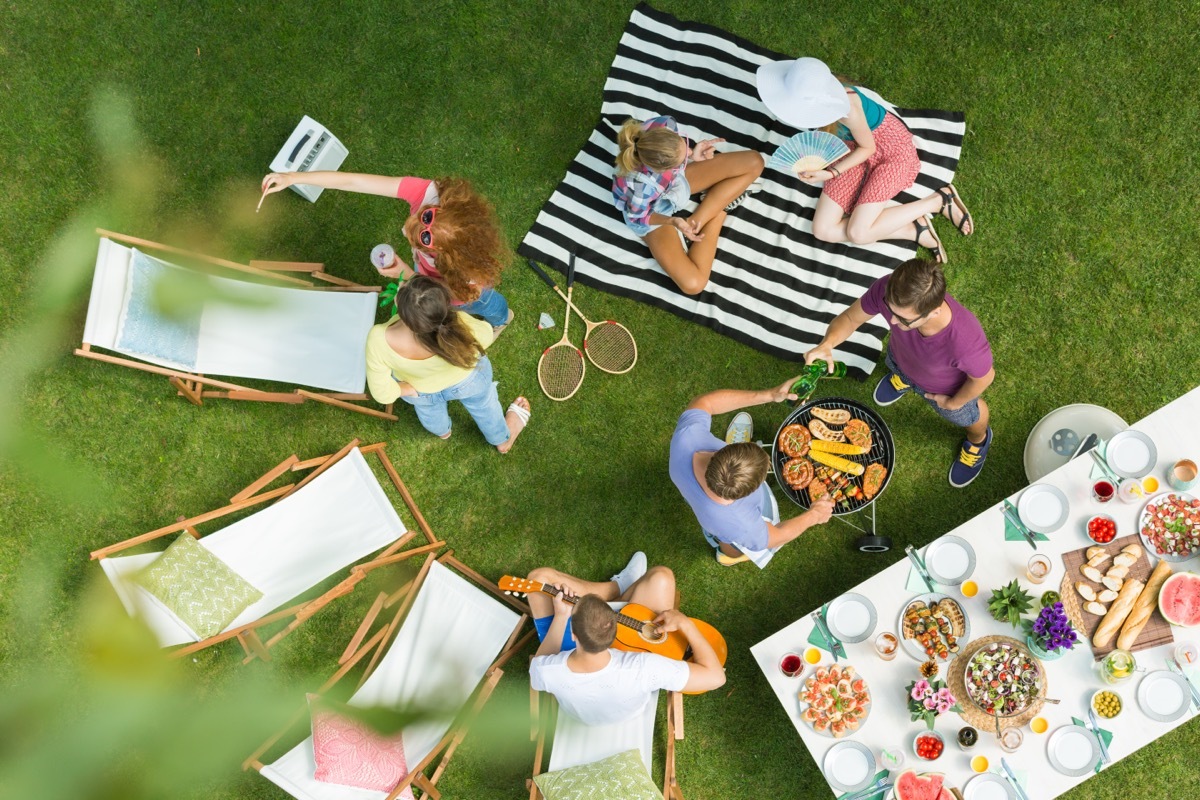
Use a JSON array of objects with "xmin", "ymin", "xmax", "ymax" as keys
[{"xmin": 612, "ymin": 116, "xmax": 763, "ymax": 295}]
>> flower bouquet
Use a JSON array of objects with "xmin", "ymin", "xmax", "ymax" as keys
[
  {"xmin": 906, "ymin": 678, "xmax": 963, "ymax": 730},
  {"xmin": 1022, "ymin": 601, "xmax": 1078, "ymax": 660}
]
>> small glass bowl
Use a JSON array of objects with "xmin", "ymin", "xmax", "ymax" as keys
[
  {"xmin": 1090, "ymin": 688, "xmax": 1123, "ymax": 720},
  {"xmin": 912, "ymin": 730, "xmax": 945, "ymax": 761}
]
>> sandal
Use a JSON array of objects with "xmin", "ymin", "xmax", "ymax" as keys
[
  {"xmin": 498, "ymin": 397, "xmax": 530, "ymax": 453},
  {"xmin": 491, "ymin": 308, "xmax": 515, "ymax": 340},
  {"xmin": 936, "ymin": 184, "xmax": 974, "ymax": 236},
  {"xmin": 914, "ymin": 215, "xmax": 946, "ymax": 264}
]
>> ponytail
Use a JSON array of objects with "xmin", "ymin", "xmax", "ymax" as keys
[
  {"xmin": 614, "ymin": 118, "xmax": 684, "ymax": 175},
  {"xmin": 394, "ymin": 276, "xmax": 486, "ymax": 370}
]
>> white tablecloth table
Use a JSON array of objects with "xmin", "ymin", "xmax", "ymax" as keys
[{"xmin": 751, "ymin": 385, "xmax": 1200, "ymax": 798}]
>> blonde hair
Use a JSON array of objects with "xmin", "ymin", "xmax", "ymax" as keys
[
  {"xmin": 615, "ymin": 119, "xmax": 683, "ymax": 175},
  {"xmin": 706, "ymin": 443, "xmax": 770, "ymax": 500}
]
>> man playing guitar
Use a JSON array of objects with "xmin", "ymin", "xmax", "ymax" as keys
[{"xmin": 528, "ymin": 554, "xmax": 726, "ymax": 726}]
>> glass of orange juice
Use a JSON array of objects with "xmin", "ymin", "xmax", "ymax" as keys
[
  {"xmin": 971, "ymin": 755, "xmax": 989, "ymax": 773},
  {"xmin": 804, "ymin": 647, "xmax": 822, "ymax": 665},
  {"xmin": 1030, "ymin": 717, "xmax": 1048, "ymax": 734},
  {"xmin": 961, "ymin": 580, "xmax": 979, "ymax": 598}
]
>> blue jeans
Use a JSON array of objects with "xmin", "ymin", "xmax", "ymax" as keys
[
  {"xmin": 457, "ymin": 288, "xmax": 509, "ymax": 327},
  {"xmin": 399, "ymin": 356, "xmax": 510, "ymax": 445}
]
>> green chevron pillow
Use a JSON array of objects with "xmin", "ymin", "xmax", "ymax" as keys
[
  {"xmin": 134, "ymin": 533, "xmax": 263, "ymax": 639},
  {"xmin": 533, "ymin": 749, "xmax": 658, "ymax": 800}
]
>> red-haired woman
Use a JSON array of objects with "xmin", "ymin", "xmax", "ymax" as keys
[{"xmin": 260, "ymin": 172, "xmax": 514, "ymax": 332}]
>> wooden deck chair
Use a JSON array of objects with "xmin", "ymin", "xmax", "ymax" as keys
[
  {"xmin": 92, "ymin": 440, "xmax": 441, "ymax": 662},
  {"xmin": 528, "ymin": 687, "xmax": 685, "ymax": 799},
  {"xmin": 75, "ymin": 229, "xmax": 398, "ymax": 420},
  {"xmin": 245, "ymin": 550, "xmax": 533, "ymax": 800}
]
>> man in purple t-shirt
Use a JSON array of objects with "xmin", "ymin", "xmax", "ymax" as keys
[
  {"xmin": 806, "ymin": 258, "xmax": 995, "ymax": 487},
  {"xmin": 669, "ymin": 379, "xmax": 835, "ymax": 565}
]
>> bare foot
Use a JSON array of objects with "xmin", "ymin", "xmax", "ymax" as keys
[{"xmin": 496, "ymin": 396, "xmax": 530, "ymax": 453}]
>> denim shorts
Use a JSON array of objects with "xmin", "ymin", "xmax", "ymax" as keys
[{"xmin": 884, "ymin": 350, "xmax": 981, "ymax": 428}]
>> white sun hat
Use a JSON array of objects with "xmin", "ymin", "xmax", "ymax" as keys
[{"xmin": 756, "ymin": 57, "xmax": 850, "ymax": 129}]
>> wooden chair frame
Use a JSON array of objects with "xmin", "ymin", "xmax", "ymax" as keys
[
  {"xmin": 244, "ymin": 549, "xmax": 534, "ymax": 800},
  {"xmin": 91, "ymin": 440, "xmax": 442, "ymax": 663},
  {"xmin": 528, "ymin": 689, "xmax": 685, "ymax": 800},
  {"xmin": 75, "ymin": 229, "xmax": 398, "ymax": 420}
]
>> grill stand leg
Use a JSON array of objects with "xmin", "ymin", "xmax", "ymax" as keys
[{"xmin": 831, "ymin": 501, "xmax": 892, "ymax": 553}]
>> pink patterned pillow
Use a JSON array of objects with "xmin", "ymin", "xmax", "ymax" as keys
[{"xmin": 309, "ymin": 694, "xmax": 416, "ymax": 798}]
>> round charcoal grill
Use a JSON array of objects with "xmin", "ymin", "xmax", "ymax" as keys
[{"xmin": 771, "ymin": 396, "xmax": 896, "ymax": 551}]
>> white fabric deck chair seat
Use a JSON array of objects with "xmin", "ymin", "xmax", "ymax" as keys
[
  {"xmin": 82, "ymin": 237, "xmax": 376, "ymax": 393},
  {"xmin": 261, "ymin": 558, "xmax": 523, "ymax": 799},
  {"xmin": 100, "ymin": 448, "xmax": 405, "ymax": 646},
  {"xmin": 548, "ymin": 694, "xmax": 657, "ymax": 774}
]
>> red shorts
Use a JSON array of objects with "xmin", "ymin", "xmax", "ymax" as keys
[{"xmin": 823, "ymin": 113, "xmax": 920, "ymax": 212}]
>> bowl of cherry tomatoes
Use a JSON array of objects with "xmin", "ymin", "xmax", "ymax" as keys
[
  {"xmin": 1086, "ymin": 514, "xmax": 1117, "ymax": 544},
  {"xmin": 912, "ymin": 730, "xmax": 945, "ymax": 761}
]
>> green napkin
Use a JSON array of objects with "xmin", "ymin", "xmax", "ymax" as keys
[
  {"xmin": 836, "ymin": 770, "xmax": 889, "ymax": 800},
  {"xmin": 1071, "ymin": 716, "xmax": 1113, "ymax": 773},
  {"xmin": 1088, "ymin": 439, "xmax": 1110, "ymax": 481},
  {"xmin": 906, "ymin": 565, "xmax": 942, "ymax": 593},
  {"xmin": 1004, "ymin": 512, "xmax": 1049, "ymax": 543},
  {"xmin": 807, "ymin": 604, "xmax": 844, "ymax": 657}
]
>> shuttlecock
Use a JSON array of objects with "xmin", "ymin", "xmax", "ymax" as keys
[{"xmin": 538, "ymin": 312, "xmax": 555, "ymax": 330}]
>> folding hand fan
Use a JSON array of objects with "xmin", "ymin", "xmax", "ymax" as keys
[{"xmin": 767, "ymin": 131, "xmax": 850, "ymax": 175}]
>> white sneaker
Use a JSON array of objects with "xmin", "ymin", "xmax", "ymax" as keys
[
  {"xmin": 610, "ymin": 551, "xmax": 647, "ymax": 595},
  {"xmin": 725, "ymin": 412, "xmax": 754, "ymax": 444}
]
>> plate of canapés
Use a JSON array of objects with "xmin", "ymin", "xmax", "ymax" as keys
[
  {"xmin": 798, "ymin": 664, "xmax": 871, "ymax": 738},
  {"xmin": 963, "ymin": 641, "xmax": 1044, "ymax": 718},
  {"xmin": 897, "ymin": 594, "xmax": 969, "ymax": 662}
]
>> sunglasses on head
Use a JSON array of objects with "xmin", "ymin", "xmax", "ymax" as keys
[{"xmin": 417, "ymin": 206, "xmax": 438, "ymax": 248}]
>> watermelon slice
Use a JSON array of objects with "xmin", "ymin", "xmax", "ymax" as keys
[
  {"xmin": 1159, "ymin": 572, "xmax": 1200, "ymax": 626},
  {"xmin": 894, "ymin": 770, "xmax": 952, "ymax": 800}
]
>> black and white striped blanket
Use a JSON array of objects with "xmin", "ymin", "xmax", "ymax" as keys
[{"xmin": 518, "ymin": 3, "xmax": 966, "ymax": 378}]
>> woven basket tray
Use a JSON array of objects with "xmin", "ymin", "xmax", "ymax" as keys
[{"xmin": 948, "ymin": 635, "xmax": 1047, "ymax": 733}]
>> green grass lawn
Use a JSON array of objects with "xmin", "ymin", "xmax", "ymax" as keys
[{"xmin": 2, "ymin": 1, "xmax": 1198, "ymax": 798}]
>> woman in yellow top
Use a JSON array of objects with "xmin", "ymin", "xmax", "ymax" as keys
[{"xmin": 365, "ymin": 277, "xmax": 530, "ymax": 451}]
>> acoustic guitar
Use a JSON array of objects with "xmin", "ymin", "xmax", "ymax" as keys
[{"xmin": 499, "ymin": 576, "xmax": 728, "ymax": 665}]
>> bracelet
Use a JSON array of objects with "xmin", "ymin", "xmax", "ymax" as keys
[{"xmin": 829, "ymin": 166, "xmax": 841, "ymax": 177}]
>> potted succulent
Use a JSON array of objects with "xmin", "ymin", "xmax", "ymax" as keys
[
  {"xmin": 906, "ymin": 678, "xmax": 963, "ymax": 730},
  {"xmin": 987, "ymin": 580, "xmax": 1034, "ymax": 629},
  {"xmin": 1023, "ymin": 602, "xmax": 1078, "ymax": 661}
]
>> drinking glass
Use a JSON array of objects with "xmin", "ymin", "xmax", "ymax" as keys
[
  {"xmin": 779, "ymin": 652, "xmax": 803, "ymax": 677},
  {"xmin": 1025, "ymin": 554, "xmax": 1052, "ymax": 584},
  {"xmin": 1092, "ymin": 479, "xmax": 1115, "ymax": 503},
  {"xmin": 874, "ymin": 632, "xmax": 898, "ymax": 661},
  {"xmin": 998, "ymin": 726, "xmax": 1023, "ymax": 752}
]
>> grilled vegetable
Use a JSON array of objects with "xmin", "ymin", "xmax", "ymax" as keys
[
  {"xmin": 808, "ymin": 419, "xmax": 847, "ymax": 442},
  {"xmin": 809, "ymin": 450, "xmax": 866, "ymax": 476},
  {"xmin": 809, "ymin": 440, "xmax": 869, "ymax": 456}
]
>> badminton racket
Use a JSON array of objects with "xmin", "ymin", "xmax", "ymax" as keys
[
  {"xmin": 536, "ymin": 253, "xmax": 586, "ymax": 401},
  {"xmin": 527, "ymin": 259, "xmax": 638, "ymax": 374}
]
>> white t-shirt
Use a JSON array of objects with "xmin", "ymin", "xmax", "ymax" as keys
[{"xmin": 529, "ymin": 649, "xmax": 689, "ymax": 726}]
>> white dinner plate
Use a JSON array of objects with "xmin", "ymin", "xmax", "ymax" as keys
[
  {"xmin": 924, "ymin": 534, "xmax": 976, "ymax": 586},
  {"xmin": 963, "ymin": 773, "xmax": 1015, "ymax": 800},
  {"xmin": 1105, "ymin": 430, "xmax": 1158, "ymax": 479},
  {"xmin": 822, "ymin": 740, "xmax": 875, "ymax": 792},
  {"xmin": 1136, "ymin": 670, "xmax": 1192, "ymax": 722},
  {"xmin": 1046, "ymin": 725, "xmax": 1102, "ymax": 776},
  {"xmin": 1017, "ymin": 484, "xmax": 1070, "ymax": 534},
  {"xmin": 825, "ymin": 592, "xmax": 877, "ymax": 644}
]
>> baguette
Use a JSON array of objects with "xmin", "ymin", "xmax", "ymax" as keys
[
  {"xmin": 1116, "ymin": 560, "xmax": 1173, "ymax": 651},
  {"xmin": 1093, "ymin": 578, "xmax": 1145, "ymax": 649}
]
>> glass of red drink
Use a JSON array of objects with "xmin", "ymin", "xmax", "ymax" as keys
[
  {"xmin": 1092, "ymin": 479, "xmax": 1115, "ymax": 503},
  {"xmin": 779, "ymin": 652, "xmax": 803, "ymax": 677}
]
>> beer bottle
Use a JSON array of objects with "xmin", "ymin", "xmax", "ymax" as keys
[{"xmin": 790, "ymin": 360, "xmax": 848, "ymax": 404}]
